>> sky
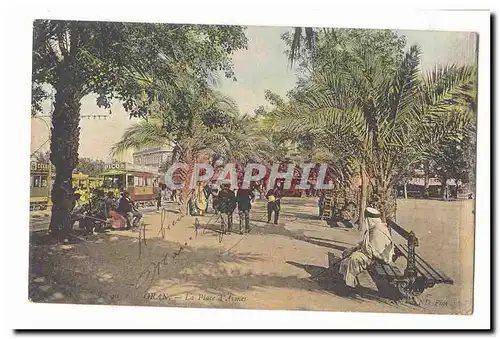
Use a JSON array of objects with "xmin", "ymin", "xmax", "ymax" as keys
[{"xmin": 31, "ymin": 26, "xmax": 478, "ymax": 163}]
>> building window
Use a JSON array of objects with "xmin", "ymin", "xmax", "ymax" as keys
[{"xmin": 33, "ymin": 175, "xmax": 41, "ymax": 188}]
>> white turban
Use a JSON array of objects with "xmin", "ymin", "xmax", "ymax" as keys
[{"xmin": 365, "ymin": 207, "xmax": 382, "ymax": 230}]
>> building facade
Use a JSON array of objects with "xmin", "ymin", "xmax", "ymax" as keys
[{"xmin": 133, "ymin": 147, "xmax": 172, "ymax": 168}]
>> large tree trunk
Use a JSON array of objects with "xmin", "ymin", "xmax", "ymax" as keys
[
  {"xmin": 174, "ymin": 142, "xmax": 195, "ymax": 215},
  {"xmin": 178, "ymin": 164, "xmax": 194, "ymax": 215},
  {"xmin": 378, "ymin": 185, "xmax": 395, "ymax": 222},
  {"xmin": 371, "ymin": 175, "xmax": 396, "ymax": 223},
  {"xmin": 358, "ymin": 162, "xmax": 368, "ymax": 232},
  {"xmin": 48, "ymin": 62, "xmax": 82, "ymax": 238}
]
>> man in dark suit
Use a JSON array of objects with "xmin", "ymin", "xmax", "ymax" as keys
[
  {"xmin": 236, "ymin": 187, "xmax": 255, "ymax": 234},
  {"xmin": 266, "ymin": 185, "xmax": 282, "ymax": 224},
  {"xmin": 117, "ymin": 191, "xmax": 143, "ymax": 230},
  {"xmin": 217, "ymin": 183, "xmax": 236, "ymax": 234}
]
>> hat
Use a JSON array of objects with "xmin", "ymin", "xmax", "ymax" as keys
[{"xmin": 365, "ymin": 207, "xmax": 381, "ymax": 218}]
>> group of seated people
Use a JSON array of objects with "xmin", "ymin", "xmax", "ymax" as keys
[{"xmin": 70, "ymin": 188, "xmax": 143, "ymax": 235}]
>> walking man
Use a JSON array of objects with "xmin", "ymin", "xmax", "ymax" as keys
[
  {"xmin": 266, "ymin": 185, "xmax": 282, "ymax": 224},
  {"xmin": 217, "ymin": 183, "xmax": 236, "ymax": 234},
  {"xmin": 236, "ymin": 187, "xmax": 255, "ymax": 234}
]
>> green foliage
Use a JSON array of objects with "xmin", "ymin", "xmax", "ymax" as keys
[
  {"xmin": 32, "ymin": 20, "xmax": 248, "ymax": 232},
  {"xmin": 75, "ymin": 158, "xmax": 105, "ymax": 177},
  {"xmin": 284, "ymin": 27, "xmax": 316, "ymax": 65},
  {"xmin": 31, "ymin": 20, "xmax": 248, "ymax": 116},
  {"xmin": 273, "ymin": 28, "xmax": 476, "ymax": 216},
  {"xmin": 253, "ymin": 105, "xmax": 267, "ymax": 117},
  {"xmin": 428, "ymin": 135, "xmax": 475, "ymax": 186},
  {"xmin": 31, "ymin": 151, "xmax": 51, "ymax": 164},
  {"xmin": 264, "ymin": 89, "xmax": 285, "ymax": 108},
  {"xmin": 112, "ymin": 86, "xmax": 278, "ymax": 168}
]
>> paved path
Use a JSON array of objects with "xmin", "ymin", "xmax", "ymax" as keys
[{"xmin": 28, "ymin": 198, "xmax": 474, "ymax": 315}]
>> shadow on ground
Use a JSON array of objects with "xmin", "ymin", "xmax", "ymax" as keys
[
  {"xmin": 284, "ymin": 259, "xmax": 416, "ymax": 311},
  {"xmin": 28, "ymin": 216, "xmax": 414, "ymax": 312},
  {"xmin": 249, "ymin": 222, "xmax": 350, "ymax": 252}
]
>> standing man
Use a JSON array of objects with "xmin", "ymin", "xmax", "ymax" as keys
[
  {"xmin": 203, "ymin": 182, "xmax": 212, "ymax": 213},
  {"xmin": 117, "ymin": 191, "xmax": 143, "ymax": 230},
  {"xmin": 211, "ymin": 181, "xmax": 220, "ymax": 213},
  {"xmin": 266, "ymin": 185, "xmax": 282, "ymax": 224},
  {"xmin": 236, "ymin": 187, "xmax": 255, "ymax": 234},
  {"xmin": 217, "ymin": 183, "xmax": 236, "ymax": 234},
  {"xmin": 156, "ymin": 183, "xmax": 167, "ymax": 211},
  {"xmin": 318, "ymin": 190, "xmax": 326, "ymax": 219}
]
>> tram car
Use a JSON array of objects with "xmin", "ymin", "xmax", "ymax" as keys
[
  {"xmin": 71, "ymin": 173, "xmax": 105, "ymax": 204},
  {"xmin": 30, "ymin": 161, "xmax": 54, "ymax": 210},
  {"xmin": 100, "ymin": 162, "xmax": 160, "ymax": 208}
]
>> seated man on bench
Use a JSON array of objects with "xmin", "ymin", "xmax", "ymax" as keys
[
  {"xmin": 117, "ymin": 191, "xmax": 143, "ymax": 230},
  {"xmin": 338, "ymin": 207, "xmax": 394, "ymax": 288}
]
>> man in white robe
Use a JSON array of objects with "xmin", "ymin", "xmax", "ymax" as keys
[{"xmin": 339, "ymin": 207, "xmax": 394, "ymax": 288}]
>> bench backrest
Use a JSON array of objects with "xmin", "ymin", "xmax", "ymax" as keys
[{"xmin": 387, "ymin": 219, "xmax": 419, "ymax": 279}]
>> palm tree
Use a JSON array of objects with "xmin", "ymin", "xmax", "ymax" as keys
[
  {"xmin": 112, "ymin": 89, "xmax": 274, "ymax": 212},
  {"xmin": 289, "ymin": 27, "xmax": 316, "ymax": 65},
  {"xmin": 268, "ymin": 41, "xmax": 476, "ymax": 225}
]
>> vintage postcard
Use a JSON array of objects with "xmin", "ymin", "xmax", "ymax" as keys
[{"xmin": 28, "ymin": 20, "xmax": 479, "ymax": 318}]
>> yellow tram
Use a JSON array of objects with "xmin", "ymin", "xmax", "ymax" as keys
[
  {"xmin": 30, "ymin": 162, "xmax": 160, "ymax": 210},
  {"xmin": 30, "ymin": 163, "xmax": 105, "ymax": 210},
  {"xmin": 30, "ymin": 162, "xmax": 54, "ymax": 210},
  {"xmin": 100, "ymin": 163, "xmax": 160, "ymax": 207},
  {"xmin": 71, "ymin": 173, "xmax": 104, "ymax": 205}
]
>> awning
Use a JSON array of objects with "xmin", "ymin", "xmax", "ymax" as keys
[
  {"xmin": 101, "ymin": 170, "xmax": 127, "ymax": 176},
  {"xmin": 72, "ymin": 173, "xmax": 89, "ymax": 179},
  {"xmin": 406, "ymin": 178, "xmax": 456, "ymax": 186}
]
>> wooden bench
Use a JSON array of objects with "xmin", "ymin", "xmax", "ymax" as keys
[{"xmin": 368, "ymin": 220, "xmax": 453, "ymax": 304}]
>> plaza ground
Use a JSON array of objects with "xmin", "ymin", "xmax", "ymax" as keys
[{"xmin": 28, "ymin": 197, "xmax": 474, "ymax": 315}]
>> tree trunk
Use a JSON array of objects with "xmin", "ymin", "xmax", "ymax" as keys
[
  {"xmin": 175, "ymin": 142, "xmax": 196, "ymax": 215},
  {"xmin": 404, "ymin": 181, "xmax": 408, "ymax": 199},
  {"xmin": 48, "ymin": 63, "xmax": 82, "ymax": 238},
  {"xmin": 423, "ymin": 175, "xmax": 430, "ymax": 198},
  {"xmin": 178, "ymin": 165, "xmax": 194, "ymax": 215},
  {"xmin": 376, "ymin": 184, "xmax": 395, "ymax": 222},
  {"xmin": 358, "ymin": 162, "xmax": 368, "ymax": 232}
]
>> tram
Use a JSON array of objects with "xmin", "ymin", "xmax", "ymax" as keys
[
  {"xmin": 30, "ymin": 162, "xmax": 108, "ymax": 210},
  {"xmin": 30, "ymin": 161, "xmax": 54, "ymax": 210},
  {"xmin": 100, "ymin": 162, "xmax": 160, "ymax": 207}
]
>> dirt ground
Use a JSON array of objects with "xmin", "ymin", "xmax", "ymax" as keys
[{"xmin": 28, "ymin": 197, "xmax": 475, "ymax": 315}]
